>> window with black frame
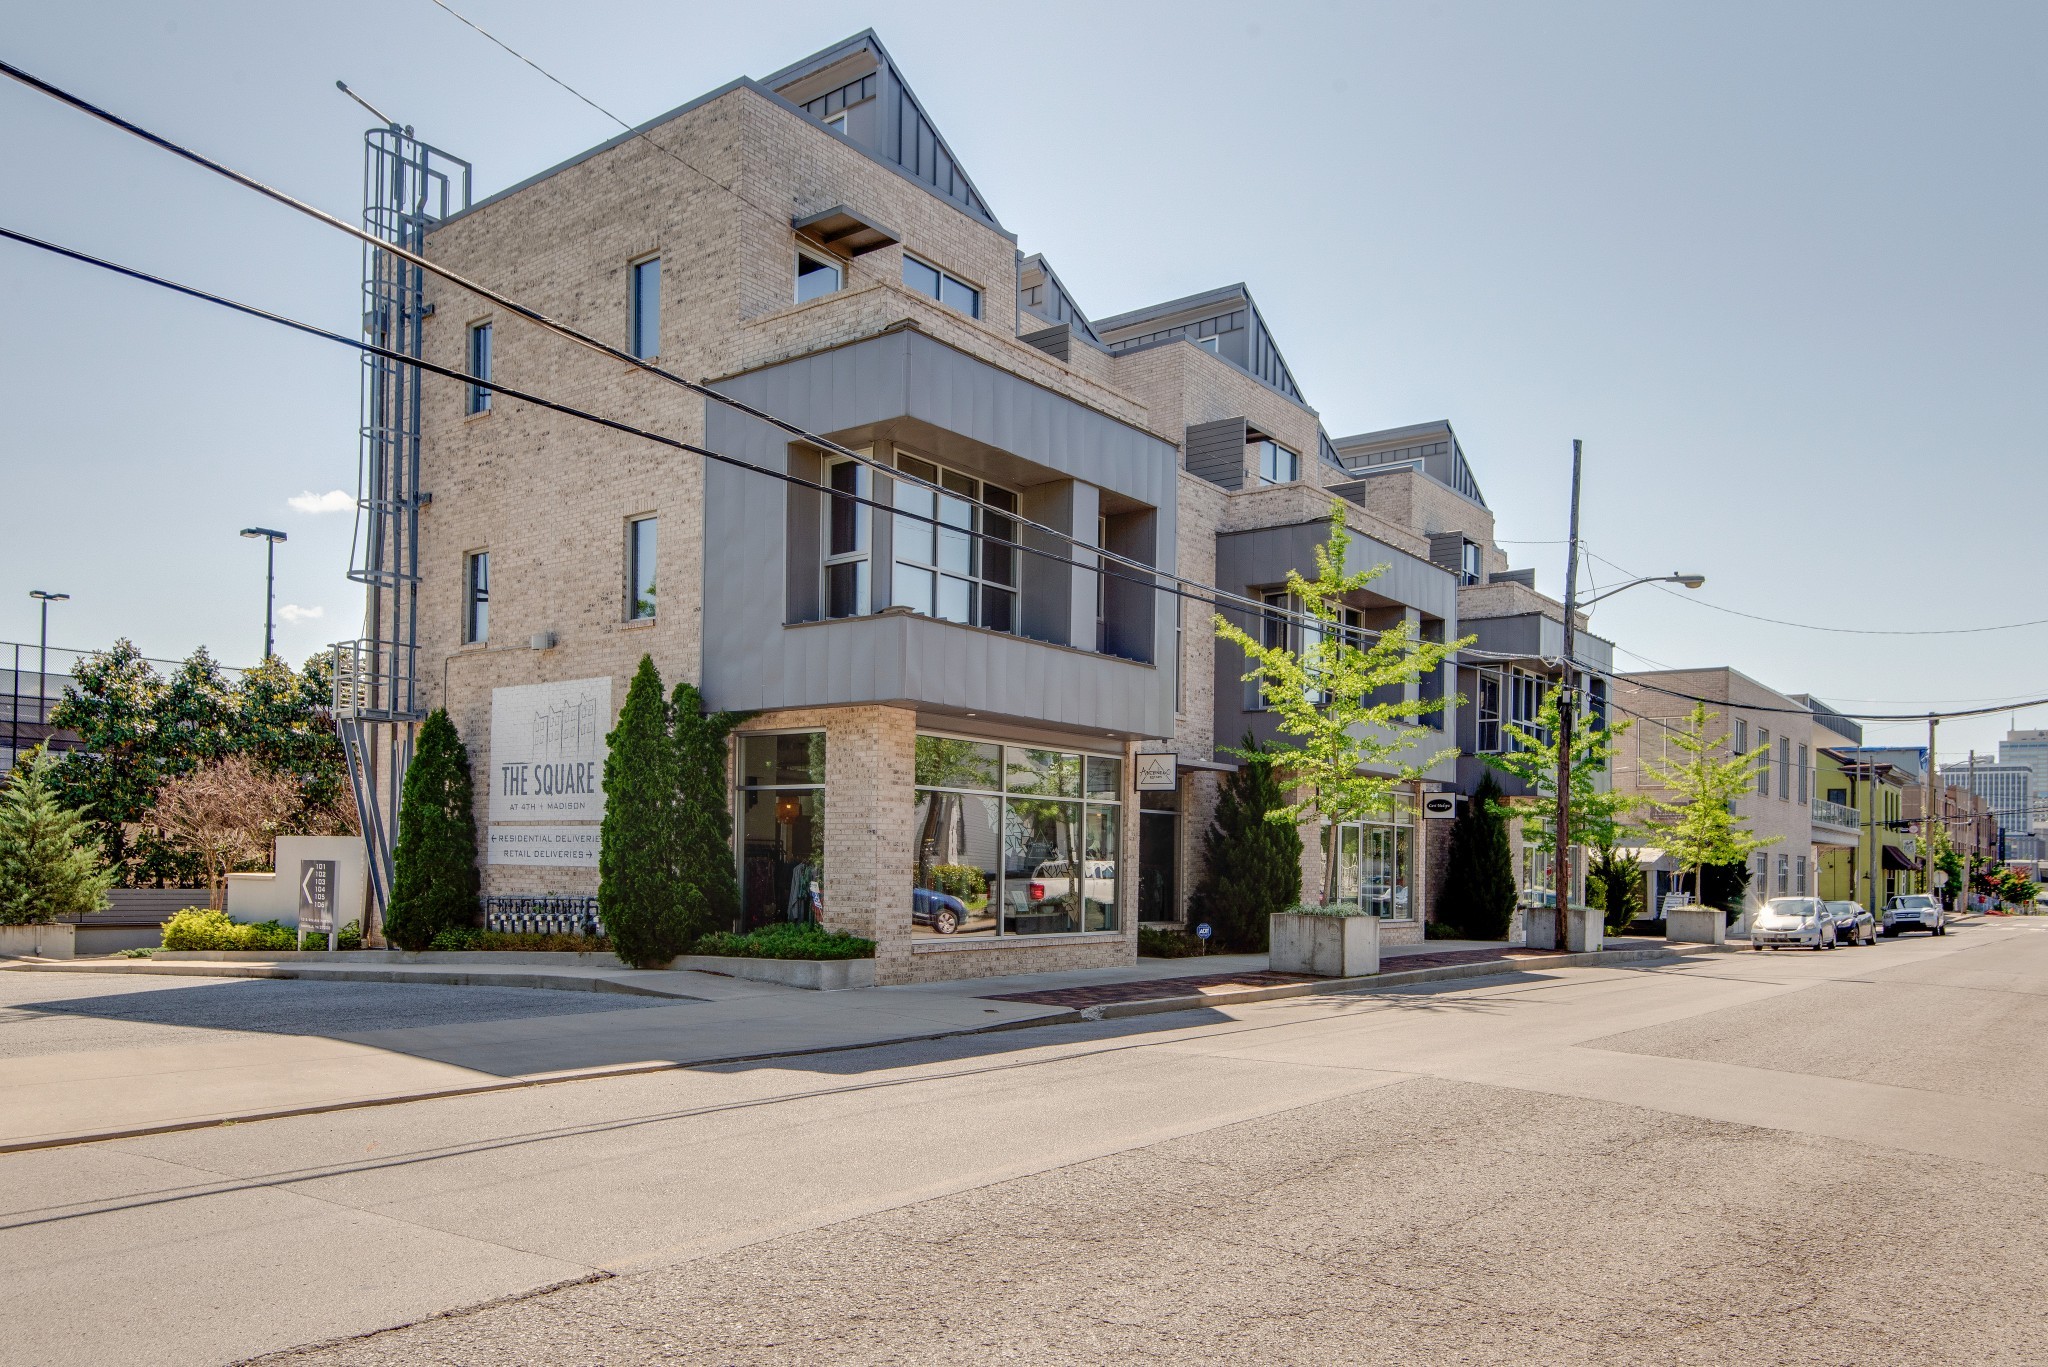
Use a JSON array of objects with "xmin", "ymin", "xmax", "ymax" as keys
[{"xmin": 737, "ymin": 733, "xmax": 825, "ymax": 932}]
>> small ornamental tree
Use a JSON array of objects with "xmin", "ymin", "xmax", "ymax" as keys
[
  {"xmin": 1999, "ymin": 866, "xmax": 2039, "ymax": 910},
  {"xmin": 1482, "ymin": 685, "xmax": 1639, "ymax": 885},
  {"xmin": 600, "ymin": 657, "xmax": 685, "ymax": 968},
  {"xmin": 144, "ymin": 754, "xmax": 300, "ymax": 909},
  {"xmin": 1639, "ymin": 703, "xmax": 1777, "ymax": 911},
  {"xmin": 1926, "ymin": 819, "xmax": 1964, "ymax": 910},
  {"xmin": 1214, "ymin": 504, "xmax": 1467, "ymax": 904},
  {"xmin": 0, "ymin": 748, "xmax": 115, "ymax": 925},
  {"xmin": 1187, "ymin": 736, "xmax": 1302, "ymax": 951},
  {"xmin": 1438, "ymin": 769, "xmax": 1516, "ymax": 939},
  {"xmin": 383, "ymin": 710, "xmax": 481, "ymax": 951},
  {"xmin": 671, "ymin": 681, "xmax": 748, "ymax": 943}
]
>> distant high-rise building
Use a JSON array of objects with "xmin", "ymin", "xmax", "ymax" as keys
[
  {"xmin": 1998, "ymin": 729, "xmax": 2048, "ymax": 844},
  {"xmin": 1942, "ymin": 760, "xmax": 2034, "ymax": 857}
]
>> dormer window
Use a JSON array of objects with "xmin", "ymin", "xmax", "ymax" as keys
[
  {"xmin": 823, "ymin": 111, "xmax": 847, "ymax": 134},
  {"xmin": 1195, "ymin": 336, "xmax": 1220, "ymax": 354}
]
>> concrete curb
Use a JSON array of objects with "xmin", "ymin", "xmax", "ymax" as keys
[{"xmin": 1080, "ymin": 942, "xmax": 1719, "ymax": 1020}]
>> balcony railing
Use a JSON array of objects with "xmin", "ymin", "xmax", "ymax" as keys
[{"xmin": 1812, "ymin": 796, "xmax": 1860, "ymax": 831}]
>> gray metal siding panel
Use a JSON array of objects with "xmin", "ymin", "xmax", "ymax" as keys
[
  {"xmin": 1427, "ymin": 532, "xmax": 1466, "ymax": 569},
  {"xmin": 1186, "ymin": 418, "xmax": 1247, "ymax": 490}
]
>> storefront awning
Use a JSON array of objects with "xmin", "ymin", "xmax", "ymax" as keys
[{"xmin": 1882, "ymin": 845, "xmax": 1924, "ymax": 872}]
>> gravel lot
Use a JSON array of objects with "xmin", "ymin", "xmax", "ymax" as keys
[{"xmin": 0, "ymin": 972, "xmax": 663, "ymax": 1060}]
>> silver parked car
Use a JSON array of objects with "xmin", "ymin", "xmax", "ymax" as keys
[
  {"xmin": 1826, "ymin": 899, "xmax": 1877, "ymax": 946},
  {"xmin": 1883, "ymin": 893, "xmax": 1945, "ymax": 937},
  {"xmin": 1751, "ymin": 897, "xmax": 1837, "ymax": 951}
]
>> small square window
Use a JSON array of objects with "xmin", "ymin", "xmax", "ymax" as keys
[
  {"xmin": 1195, "ymin": 335, "xmax": 1220, "ymax": 354},
  {"xmin": 823, "ymin": 111, "xmax": 847, "ymax": 133},
  {"xmin": 796, "ymin": 253, "xmax": 842, "ymax": 304}
]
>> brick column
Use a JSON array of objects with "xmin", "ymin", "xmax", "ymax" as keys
[{"xmin": 822, "ymin": 704, "xmax": 917, "ymax": 978}]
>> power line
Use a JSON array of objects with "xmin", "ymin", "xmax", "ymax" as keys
[{"xmin": 1585, "ymin": 550, "xmax": 2048, "ymax": 637}]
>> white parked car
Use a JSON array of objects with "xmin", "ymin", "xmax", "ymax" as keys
[
  {"xmin": 1883, "ymin": 893, "xmax": 1945, "ymax": 937},
  {"xmin": 1750, "ymin": 897, "xmax": 1837, "ymax": 951}
]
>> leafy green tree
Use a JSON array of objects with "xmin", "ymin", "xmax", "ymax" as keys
[
  {"xmin": 1998, "ymin": 866, "xmax": 2038, "ymax": 909},
  {"xmin": 49, "ymin": 642, "xmax": 352, "ymax": 886},
  {"xmin": 1214, "ymin": 504, "xmax": 1467, "ymax": 903},
  {"xmin": 671, "ymin": 681, "xmax": 747, "ymax": 942},
  {"xmin": 1925, "ymin": 819, "xmax": 1965, "ymax": 910},
  {"xmin": 1186, "ymin": 737, "xmax": 1302, "ymax": 951},
  {"xmin": 1482, "ymin": 685, "xmax": 1638, "ymax": 863},
  {"xmin": 1638, "ymin": 703, "xmax": 1778, "ymax": 908},
  {"xmin": 0, "ymin": 748, "xmax": 115, "ymax": 924},
  {"xmin": 1699, "ymin": 860, "xmax": 1753, "ymax": 917},
  {"xmin": 600, "ymin": 657, "xmax": 686, "ymax": 967},
  {"xmin": 1438, "ymin": 770, "xmax": 1517, "ymax": 939},
  {"xmin": 383, "ymin": 710, "xmax": 481, "ymax": 951}
]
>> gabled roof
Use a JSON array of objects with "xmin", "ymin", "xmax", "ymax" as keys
[
  {"xmin": 438, "ymin": 31, "xmax": 1009, "ymax": 238},
  {"xmin": 1331, "ymin": 420, "xmax": 1488, "ymax": 508},
  {"xmin": 1017, "ymin": 253, "xmax": 1103, "ymax": 347},
  {"xmin": 1094, "ymin": 283, "xmax": 1310, "ymax": 408},
  {"xmin": 763, "ymin": 31, "xmax": 1003, "ymax": 232}
]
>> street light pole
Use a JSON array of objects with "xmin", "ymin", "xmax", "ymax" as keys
[
  {"xmin": 239, "ymin": 527, "xmax": 288, "ymax": 661},
  {"xmin": 28, "ymin": 589, "xmax": 69, "ymax": 736}
]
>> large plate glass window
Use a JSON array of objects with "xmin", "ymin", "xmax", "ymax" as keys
[
  {"xmin": 737, "ymin": 733, "xmax": 826, "ymax": 933},
  {"xmin": 911, "ymin": 734, "xmax": 1122, "ymax": 938},
  {"xmin": 823, "ymin": 454, "xmax": 872, "ymax": 618},
  {"xmin": 890, "ymin": 454, "xmax": 1017, "ymax": 632},
  {"xmin": 1329, "ymin": 802, "xmax": 1415, "ymax": 920}
]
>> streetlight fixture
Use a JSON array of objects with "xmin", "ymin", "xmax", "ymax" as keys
[
  {"xmin": 239, "ymin": 527, "xmax": 288, "ymax": 661},
  {"xmin": 28, "ymin": 589, "xmax": 69, "ymax": 735},
  {"xmin": 1549, "ymin": 439, "xmax": 1705, "ymax": 948}
]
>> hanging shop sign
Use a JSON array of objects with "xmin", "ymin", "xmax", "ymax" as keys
[
  {"xmin": 1135, "ymin": 753, "xmax": 1177, "ymax": 791},
  {"xmin": 488, "ymin": 676, "xmax": 612, "ymax": 823}
]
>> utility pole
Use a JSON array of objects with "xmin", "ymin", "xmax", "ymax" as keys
[
  {"xmin": 1964, "ymin": 749, "xmax": 1977, "ymax": 911},
  {"xmin": 1551, "ymin": 439, "xmax": 1584, "ymax": 951},
  {"xmin": 1926, "ymin": 717, "xmax": 1938, "ymax": 903}
]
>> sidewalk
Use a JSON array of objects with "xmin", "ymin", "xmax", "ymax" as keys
[{"xmin": 0, "ymin": 937, "xmax": 1710, "ymax": 1152}]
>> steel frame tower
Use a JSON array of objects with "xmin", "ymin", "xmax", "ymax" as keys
[{"xmin": 334, "ymin": 121, "xmax": 470, "ymax": 935}]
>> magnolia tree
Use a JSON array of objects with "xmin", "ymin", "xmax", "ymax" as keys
[
  {"xmin": 1638, "ymin": 702, "xmax": 1778, "ymax": 912},
  {"xmin": 1215, "ymin": 504, "xmax": 1468, "ymax": 907}
]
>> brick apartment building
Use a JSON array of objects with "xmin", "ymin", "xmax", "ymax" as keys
[{"xmin": 409, "ymin": 31, "xmax": 1600, "ymax": 982}]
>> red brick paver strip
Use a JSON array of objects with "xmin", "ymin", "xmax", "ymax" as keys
[{"xmin": 980, "ymin": 947, "xmax": 1557, "ymax": 1009}]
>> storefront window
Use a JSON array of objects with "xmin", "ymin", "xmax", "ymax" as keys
[
  {"xmin": 1137, "ymin": 788, "xmax": 1179, "ymax": 923},
  {"xmin": 738, "ymin": 732, "xmax": 825, "ymax": 932},
  {"xmin": 912, "ymin": 734, "xmax": 1122, "ymax": 938},
  {"xmin": 1328, "ymin": 805, "xmax": 1415, "ymax": 920}
]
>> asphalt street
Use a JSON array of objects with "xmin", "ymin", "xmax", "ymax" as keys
[{"xmin": 5, "ymin": 920, "xmax": 2045, "ymax": 1365}]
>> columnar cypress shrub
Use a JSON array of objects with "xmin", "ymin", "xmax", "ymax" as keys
[
  {"xmin": 670, "ymin": 681, "xmax": 746, "ymax": 945},
  {"xmin": 600, "ymin": 657, "xmax": 685, "ymax": 967},
  {"xmin": 383, "ymin": 710, "xmax": 481, "ymax": 951},
  {"xmin": 1187, "ymin": 736, "xmax": 1302, "ymax": 951},
  {"xmin": 0, "ymin": 748, "xmax": 116, "ymax": 925},
  {"xmin": 1439, "ymin": 769, "xmax": 1515, "ymax": 939}
]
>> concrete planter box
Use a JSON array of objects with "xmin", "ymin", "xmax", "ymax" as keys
[
  {"xmin": 0, "ymin": 923, "xmax": 76, "ymax": 959},
  {"xmin": 1525, "ymin": 905, "xmax": 1603, "ymax": 953},
  {"xmin": 1664, "ymin": 905, "xmax": 1726, "ymax": 946},
  {"xmin": 1269, "ymin": 912, "xmax": 1380, "ymax": 978},
  {"xmin": 669, "ymin": 954, "xmax": 875, "ymax": 990}
]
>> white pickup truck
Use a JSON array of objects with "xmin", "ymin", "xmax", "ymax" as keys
[{"xmin": 1883, "ymin": 893, "xmax": 1944, "ymax": 937}]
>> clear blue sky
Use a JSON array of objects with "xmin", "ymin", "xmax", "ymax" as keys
[{"xmin": 3, "ymin": 1, "xmax": 2043, "ymax": 762}]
